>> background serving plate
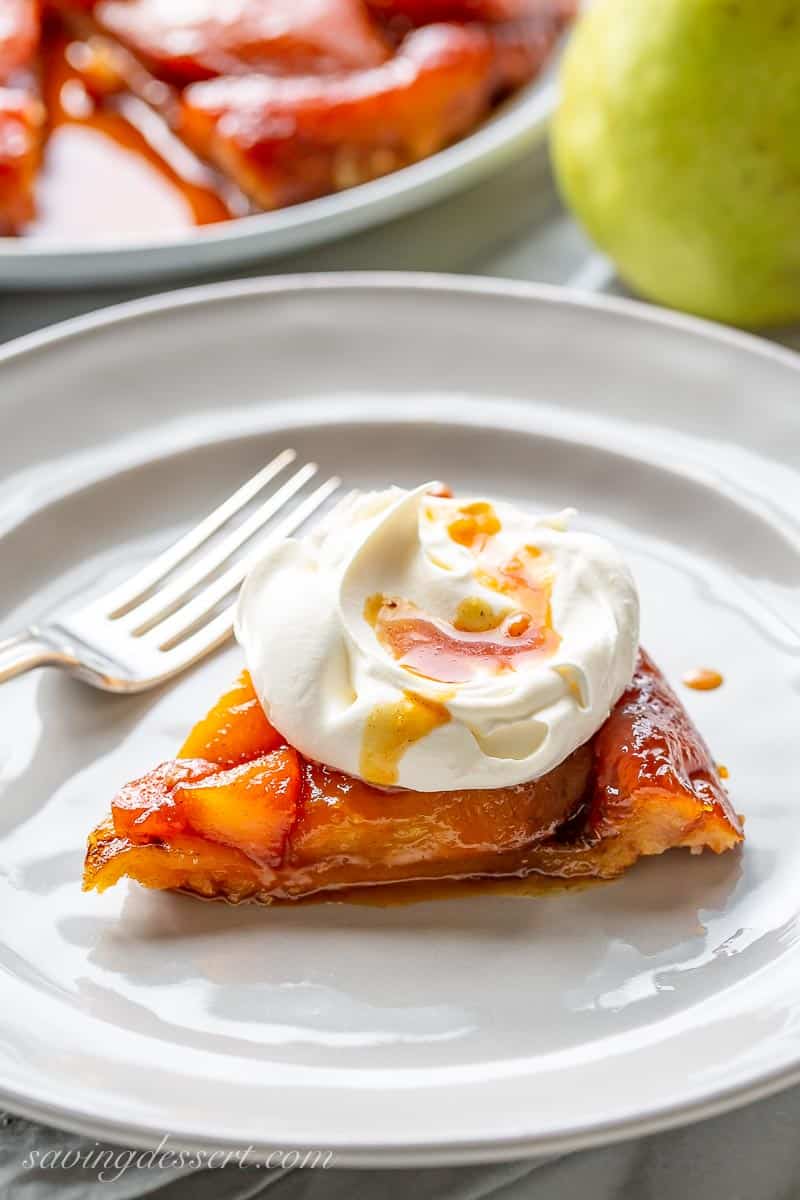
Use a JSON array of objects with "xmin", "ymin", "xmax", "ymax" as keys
[
  {"xmin": 0, "ymin": 60, "xmax": 563, "ymax": 291},
  {"xmin": 1, "ymin": 275, "xmax": 800, "ymax": 1165}
]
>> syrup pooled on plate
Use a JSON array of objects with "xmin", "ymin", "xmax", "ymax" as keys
[
  {"xmin": 683, "ymin": 667, "xmax": 724, "ymax": 692},
  {"xmin": 272, "ymin": 871, "xmax": 604, "ymax": 907},
  {"xmin": 27, "ymin": 32, "xmax": 234, "ymax": 238}
]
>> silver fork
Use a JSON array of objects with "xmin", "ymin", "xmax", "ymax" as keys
[{"xmin": 0, "ymin": 450, "xmax": 341, "ymax": 693}]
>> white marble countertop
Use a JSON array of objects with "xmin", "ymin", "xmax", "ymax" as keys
[{"xmin": 2, "ymin": 145, "xmax": 799, "ymax": 1199}]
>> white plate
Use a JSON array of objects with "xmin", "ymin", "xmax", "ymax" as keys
[
  {"xmin": 1, "ymin": 275, "xmax": 800, "ymax": 1167},
  {"xmin": 0, "ymin": 55, "xmax": 563, "ymax": 291}
]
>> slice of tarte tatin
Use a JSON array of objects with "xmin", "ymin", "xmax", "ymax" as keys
[{"xmin": 83, "ymin": 650, "xmax": 743, "ymax": 903}]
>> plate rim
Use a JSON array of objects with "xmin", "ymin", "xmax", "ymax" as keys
[
  {"xmin": 4, "ymin": 1056, "xmax": 800, "ymax": 1167},
  {"xmin": 2, "ymin": 272, "xmax": 800, "ymax": 1165},
  {"xmin": 2, "ymin": 270, "xmax": 798, "ymax": 373}
]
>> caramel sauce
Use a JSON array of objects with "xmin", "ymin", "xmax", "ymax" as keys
[
  {"xmin": 448, "ymin": 500, "xmax": 501, "ymax": 549},
  {"xmin": 26, "ymin": 33, "xmax": 232, "ymax": 238},
  {"xmin": 363, "ymin": 592, "xmax": 386, "ymax": 628},
  {"xmin": 683, "ymin": 667, "xmax": 724, "ymax": 692},
  {"xmin": 274, "ymin": 873, "xmax": 605, "ymax": 908},
  {"xmin": 453, "ymin": 596, "xmax": 505, "ymax": 633},
  {"xmin": 359, "ymin": 502, "xmax": 561, "ymax": 784},
  {"xmin": 366, "ymin": 594, "xmax": 556, "ymax": 685},
  {"xmin": 365, "ymin": 540, "xmax": 560, "ymax": 687},
  {"xmin": 359, "ymin": 691, "xmax": 451, "ymax": 787},
  {"xmin": 554, "ymin": 664, "xmax": 586, "ymax": 707}
]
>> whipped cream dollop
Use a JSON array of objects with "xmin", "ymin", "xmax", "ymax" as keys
[{"xmin": 236, "ymin": 484, "xmax": 639, "ymax": 792}]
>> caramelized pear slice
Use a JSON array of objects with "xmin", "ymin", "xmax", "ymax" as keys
[{"xmin": 179, "ymin": 670, "xmax": 283, "ymax": 764}]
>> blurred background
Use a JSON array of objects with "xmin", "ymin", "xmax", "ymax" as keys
[{"xmin": 2, "ymin": 0, "xmax": 798, "ymax": 350}]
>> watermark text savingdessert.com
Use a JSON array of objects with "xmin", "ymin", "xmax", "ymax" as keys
[{"xmin": 19, "ymin": 1133, "xmax": 335, "ymax": 1184}]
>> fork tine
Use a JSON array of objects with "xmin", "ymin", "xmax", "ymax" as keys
[
  {"xmin": 123, "ymin": 461, "xmax": 319, "ymax": 635},
  {"xmin": 159, "ymin": 601, "xmax": 239, "ymax": 672},
  {"xmin": 98, "ymin": 449, "xmax": 297, "ymax": 618},
  {"xmin": 151, "ymin": 475, "xmax": 342, "ymax": 651}
]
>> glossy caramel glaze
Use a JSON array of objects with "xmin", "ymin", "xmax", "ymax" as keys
[
  {"xmin": 584, "ymin": 649, "xmax": 740, "ymax": 846},
  {"xmin": 70, "ymin": 0, "xmax": 392, "ymax": 84},
  {"xmin": 366, "ymin": 593, "xmax": 556, "ymax": 684},
  {"xmin": 28, "ymin": 30, "xmax": 232, "ymax": 237},
  {"xmin": 177, "ymin": 18, "xmax": 569, "ymax": 210},
  {"xmin": 359, "ymin": 691, "xmax": 451, "ymax": 786},
  {"xmin": 287, "ymin": 745, "xmax": 590, "ymax": 891},
  {"xmin": 268, "ymin": 871, "xmax": 603, "ymax": 907},
  {"xmin": 178, "ymin": 671, "xmax": 283, "ymax": 764},
  {"xmin": 6, "ymin": 0, "xmax": 574, "ymax": 235},
  {"xmin": 83, "ymin": 651, "xmax": 743, "ymax": 903},
  {"xmin": 447, "ymin": 499, "xmax": 501, "ymax": 547},
  {"xmin": 364, "ymin": 529, "xmax": 559, "ymax": 687}
]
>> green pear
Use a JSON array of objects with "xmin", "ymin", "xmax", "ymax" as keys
[{"xmin": 551, "ymin": 0, "xmax": 800, "ymax": 328}]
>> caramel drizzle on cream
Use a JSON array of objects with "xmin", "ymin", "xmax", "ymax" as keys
[
  {"xmin": 359, "ymin": 692, "xmax": 451, "ymax": 787},
  {"xmin": 359, "ymin": 499, "xmax": 560, "ymax": 783},
  {"xmin": 447, "ymin": 500, "xmax": 502, "ymax": 549}
]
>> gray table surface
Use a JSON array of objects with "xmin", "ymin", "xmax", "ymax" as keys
[{"xmin": 2, "ymin": 146, "xmax": 799, "ymax": 1200}]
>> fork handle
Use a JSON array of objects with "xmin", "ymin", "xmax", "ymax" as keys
[{"xmin": 0, "ymin": 631, "xmax": 62, "ymax": 684}]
